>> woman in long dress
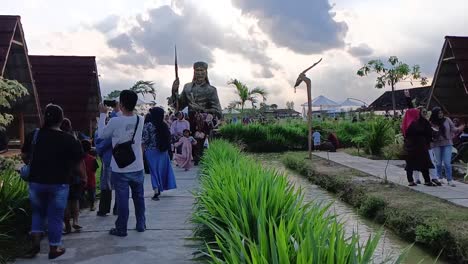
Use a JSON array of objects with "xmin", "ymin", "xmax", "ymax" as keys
[
  {"xmin": 401, "ymin": 108, "xmax": 435, "ymax": 186},
  {"xmin": 142, "ymin": 107, "xmax": 177, "ymax": 201}
]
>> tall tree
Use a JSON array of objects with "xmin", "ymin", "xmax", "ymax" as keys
[
  {"xmin": 286, "ymin": 101, "xmax": 295, "ymax": 110},
  {"xmin": 130, "ymin": 80, "xmax": 156, "ymax": 100},
  {"xmin": 357, "ymin": 56, "xmax": 427, "ymax": 117},
  {"xmin": 228, "ymin": 79, "xmax": 267, "ymax": 113},
  {"xmin": 0, "ymin": 78, "xmax": 28, "ymax": 130},
  {"xmin": 105, "ymin": 90, "xmax": 121, "ymax": 99},
  {"xmin": 104, "ymin": 80, "xmax": 156, "ymax": 101}
]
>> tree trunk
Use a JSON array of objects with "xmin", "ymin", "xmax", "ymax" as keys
[
  {"xmin": 307, "ymin": 84, "xmax": 313, "ymax": 160},
  {"xmin": 391, "ymin": 81, "xmax": 397, "ymax": 117}
]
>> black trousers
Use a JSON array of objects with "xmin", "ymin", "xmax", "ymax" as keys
[
  {"xmin": 98, "ymin": 190, "xmax": 117, "ymax": 214},
  {"xmin": 406, "ymin": 169, "xmax": 430, "ymax": 183}
]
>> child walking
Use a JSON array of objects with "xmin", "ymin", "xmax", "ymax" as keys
[
  {"xmin": 174, "ymin": 129, "xmax": 197, "ymax": 171},
  {"xmin": 81, "ymin": 140, "xmax": 99, "ymax": 211},
  {"xmin": 312, "ymin": 130, "xmax": 321, "ymax": 151}
]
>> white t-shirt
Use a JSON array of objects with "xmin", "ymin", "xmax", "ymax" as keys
[{"xmin": 97, "ymin": 113, "xmax": 144, "ymax": 173}]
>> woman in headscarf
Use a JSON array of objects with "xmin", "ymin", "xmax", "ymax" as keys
[
  {"xmin": 401, "ymin": 108, "xmax": 435, "ymax": 186},
  {"xmin": 142, "ymin": 107, "xmax": 177, "ymax": 201},
  {"xmin": 430, "ymin": 107, "xmax": 465, "ymax": 187}
]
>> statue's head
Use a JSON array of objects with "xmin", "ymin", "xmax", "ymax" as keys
[{"xmin": 193, "ymin": 61, "xmax": 209, "ymax": 86}]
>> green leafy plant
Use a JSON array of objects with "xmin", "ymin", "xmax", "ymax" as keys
[
  {"xmin": 364, "ymin": 118, "xmax": 394, "ymax": 156},
  {"xmin": 357, "ymin": 56, "xmax": 427, "ymax": 117},
  {"xmin": 0, "ymin": 168, "xmax": 30, "ymax": 261},
  {"xmin": 193, "ymin": 140, "xmax": 400, "ymax": 263},
  {"xmin": 0, "ymin": 77, "xmax": 29, "ymax": 130}
]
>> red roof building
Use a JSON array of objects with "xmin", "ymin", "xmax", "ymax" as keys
[
  {"xmin": 0, "ymin": 15, "xmax": 41, "ymax": 145},
  {"xmin": 29, "ymin": 55, "xmax": 102, "ymax": 136},
  {"xmin": 428, "ymin": 36, "xmax": 468, "ymax": 118}
]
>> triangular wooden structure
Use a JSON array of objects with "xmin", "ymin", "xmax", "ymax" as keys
[
  {"xmin": 0, "ymin": 15, "xmax": 42, "ymax": 144},
  {"xmin": 428, "ymin": 36, "xmax": 468, "ymax": 118}
]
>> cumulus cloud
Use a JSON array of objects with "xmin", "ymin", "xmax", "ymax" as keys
[
  {"xmin": 94, "ymin": 14, "xmax": 120, "ymax": 33},
  {"xmin": 347, "ymin": 43, "xmax": 373, "ymax": 58},
  {"xmin": 231, "ymin": 0, "xmax": 348, "ymax": 54},
  {"xmin": 97, "ymin": 2, "xmax": 276, "ymax": 78}
]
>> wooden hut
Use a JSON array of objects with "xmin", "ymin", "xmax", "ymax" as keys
[
  {"xmin": 427, "ymin": 36, "xmax": 468, "ymax": 119},
  {"xmin": 367, "ymin": 86, "xmax": 432, "ymax": 111},
  {"xmin": 29, "ymin": 55, "xmax": 101, "ymax": 136},
  {"xmin": 0, "ymin": 15, "xmax": 42, "ymax": 146}
]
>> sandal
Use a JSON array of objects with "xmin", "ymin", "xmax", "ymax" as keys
[
  {"xmin": 109, "ymin": 228, "xmax": 127, "ymax": 237},
  {"xmin": 432, "ymin": 179, "xmax": 442, "ymax": 186},
  {"xmin": 48, "ymin": 247, "xmax": 66, "ymax": 260},
  {"xmin": 23, "ymin": 246, "xmax": 40, "ymax": 258}
]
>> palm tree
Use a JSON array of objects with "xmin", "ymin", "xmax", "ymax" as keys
[
  {"xmin": 228, "ymin": 79, "xmax": 267, "ymax": 113},
  {"xmin": 130, "ymin": 80, "xmax": 156, "ymax": 100}
]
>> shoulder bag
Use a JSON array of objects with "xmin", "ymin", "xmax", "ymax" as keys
[
  {"xmin": 112, "ymin": 115, "xmax": 140, "ymax": 168},
  {"xmin": 20, "ymin": 129, "xmax": 40, "ymax": 181}
]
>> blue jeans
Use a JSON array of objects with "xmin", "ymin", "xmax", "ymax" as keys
[
  {"xmin": 29, "ymin": 183, "xmax": 69, "ymax": 246},
  {"xmin": 113, "ymin": 170, "xmax": 146, "ymax": 232},
  {"xmin": 432, "ymin": 145, "xmax": 453, "ymax": 181}
]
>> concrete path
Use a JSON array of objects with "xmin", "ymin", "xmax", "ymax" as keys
[
  {"xmin": 313, "ymin": 152, "xmax": 468, "ymax": 208},
  {"xmin": 15, "ymin": 167, "xmax": 199, "ymax": 264}
]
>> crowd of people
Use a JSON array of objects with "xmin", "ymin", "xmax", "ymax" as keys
[
  {"xmin": 19, "ymin": 90, "xmax": 215, "ymax": 259},
  {"xmin": 401, "ymin": 90, "xmax": 466, "ymax": 187}
]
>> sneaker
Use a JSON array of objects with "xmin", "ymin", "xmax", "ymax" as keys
[
  {"xmin": 136, "ymin": 224, "xmax": 146, "ymax": 232},
  {"xmin": 431, "ymin": 179, "xmax": 442, "ymax": 186},
  {"xmin": 448, "ymin": 181, "xmax": 456, "ymax": 187},
  {"xmin": 416, "ymin": 180, "xmax": 421, "ymax": 184},
  {"xmin": 152, "ymin": 194, "xmax": 160, "ymax": 201},
  {"xmin": 424, "ymin": 182, "xmax": 436, "ymax": 187},
  {"xmin": 97, "ymin": 212, "xmax": 107, "ymax": 217},
  {"xmin": 109, "ymin": 228, "xmax": 127, "ymax": 237},
  {"xmin": 408, "ymin": 182, "xmax": 417, "ymax": 186},
  {"xmin": 439, "ymin": 179, "xmax": 446, "ymax": 184}
]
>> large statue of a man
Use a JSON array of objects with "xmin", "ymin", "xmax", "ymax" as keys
[{"xmin": 170, "ymin": 61, "xmax": 222, "ymax": 119}]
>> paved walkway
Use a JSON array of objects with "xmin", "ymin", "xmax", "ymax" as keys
[
  {"xmin": 15, "ymin": 167, "xmax": 198, "ymax": 264},
  {"xmin": 313, "ymin": 152, "xmax": 468, "ymax": 208}
]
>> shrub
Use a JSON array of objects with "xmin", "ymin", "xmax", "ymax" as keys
[
  {"xmin": 382, "ymin": 143, "xmax": 404, "ymax": 160},
  {"xmin": 194, "ymin": 140, "xmax": 388, "ymax": 263},
  {"xmin": 0, "ymin": 168, "xmax": 30, "ymax": 262},
  {"xmin": 358, "ymin": 196, "xmax": 386, "ymax": 219},
  {"xmin": 219, "ymin": 123, "xmax": 307, "ymax": 152},
  {"xmin": 364, "ymin": 118, "xmax": 394, "ymax": 156},
  {"xmin": 335, "ymin": 121, "xmax": 368, "ymax": 148}
]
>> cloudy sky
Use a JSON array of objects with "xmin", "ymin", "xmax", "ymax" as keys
[{"xmin": 3, "ymin": 0, "xmax": 468, "ymax": 109}]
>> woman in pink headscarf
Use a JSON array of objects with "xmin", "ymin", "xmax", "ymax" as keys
[
  {"xmin": 173, "ymin": 129, "xmax": 197, "ymax": 171},
  {"xmin": 401, "ymin": 108, "xmax": 435, "ymax": 186}
]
